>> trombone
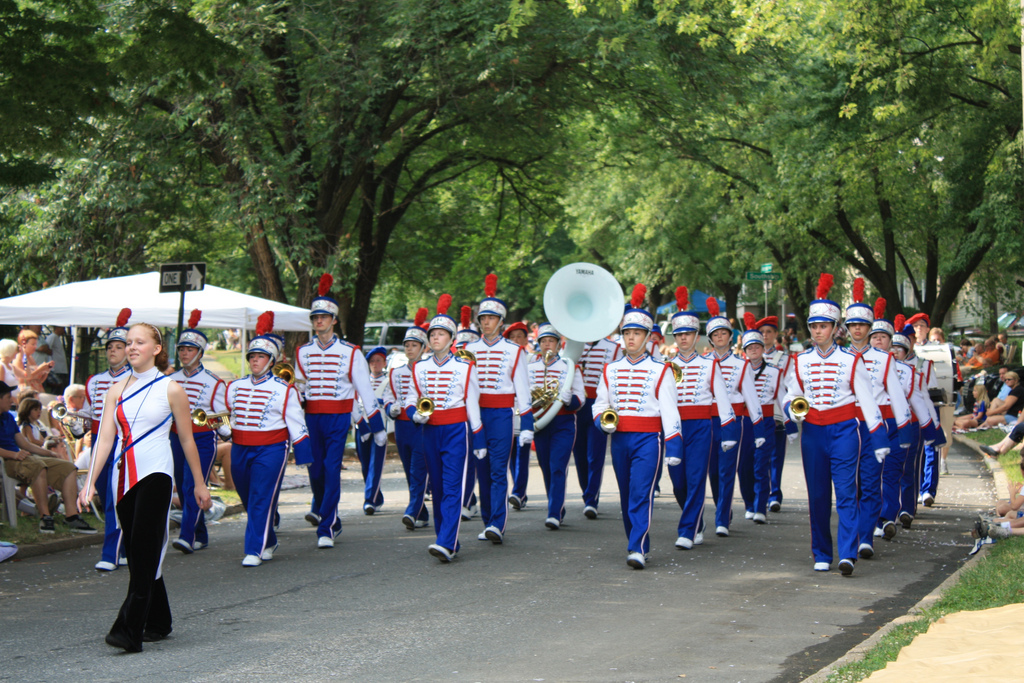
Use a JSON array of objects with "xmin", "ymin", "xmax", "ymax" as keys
[{"xmin": 192, "ymin": 408, "xmax": 230, "ymax": 428}]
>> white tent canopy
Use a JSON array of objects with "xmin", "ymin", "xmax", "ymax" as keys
[{"xmin": 0, "ymin": 272, "xmax": 312, "ymax": 331}]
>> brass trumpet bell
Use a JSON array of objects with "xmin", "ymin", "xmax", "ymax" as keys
[
  {"xmin": 52, "ymin": 404, "xmax": 89, "ymax": 420},
  {"xmin": 454, "ymin": 348, "xmax": 476, "ymax": 363},
  {"xmin": 416, "ymin": 396, "xmax": 435, "ymax": 418},
  {"xmin": 599, "ymin": 408, "xmax": 619, "ymax": 429},
  {"xmin": 192, "ymin": 408, "xmax": 229, "ymax": 428},
  {"xmin": 670, "ymin": 363, "xmax": 683, "ymax": 384},
  {"xmin": 790, "ymin": 396, "xmax": 810, "ymax": 419},
  {"xmin": 272, "ymin": 362, "xmax": 295, "ymax": 383}
]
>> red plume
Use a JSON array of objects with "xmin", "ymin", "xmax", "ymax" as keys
[
  {"xmin": 893, "ymin": 314, "xmax": 906, "ymax": 331},
  {"xmin": 873, "ymin": 297, "xmax": 886, "ymax": 321},
  {"xmin": 816, "ymin": 273, "xmax": 834, "ymax": 300},
  {"xmin": 116, "ymin": 308, "xmax": 131, "ymax": 328},
  {"xmin": 256, "ymin": 311, "xmax": 275, "ymax": 337},
  {"xmin": 852, "ymin": 277, "xmax": 865, "ymax": 304},
  {"xmin": 437, "ymin": 294, "xmax": 452, "ymax": 316},
  {"xmin": 706, "ymin": 297, "xmax": 720, "ymax": 318},
  {"xmin": 413, "ymin": 307, "xmax": 428, "ymax": 328},
  {"xmin": 630, "ymin": 283, "xmax": 646, "ymax": 309},
  {"xmin": 484, "ymin": 273, "xmax": 498, "ymax": 298},
  {"xmin": 675, "ymin": 286, "xmax": 689, "ymax": 312},
  {"xmin": 744, "ymin": 312, "xmax": 757, "ymax": 331},
  {"xmin": 318, "ymin": 273, "xmax": 333, "ymax": 297},
  {"xmin": 460, "ymin": 306, "xmax": 472, "ymax": 329},
  {"xmin": 187, "ymin": 309, "xmax": 202, "ymax": 329}
]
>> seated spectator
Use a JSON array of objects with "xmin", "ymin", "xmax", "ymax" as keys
[
  {"xmin": 981, "ymin": 371, "xmax": 1023, "ymax": 428},
  {"xmin": 14, "ymin": 329, "xmax": 54, "ymax": 395},
  {"xmin": 996, "ymin": 332, "xmax": 1008, "ymax": 362},
  {"xmin": 956, "ymin": 338, "xmax": 974, "ymax": 364},
  {"xmin": 965, "ymin": 337, "xmax": 1000, "ymax": 370},
  {"xmin": 0, "ymin": 339, "xmax": 21, "ymax": 401},
  {"xmin": 0, "ymin": 382, "xmax": 95, "ymax": 533},
  {"xmin": 969, "ymin": 459, "xmax": 1024, "ymax": 552},
  {"xmin": 954, "ymin": 384, "xmax": 988, "ymax": 431},
  {"xmin": 978, "ymin": 421, "xmax": 1024, "ymax": 459},
  {"xmin": 17, "ymin": 397, "xmax": 66, "ymax": 459}
]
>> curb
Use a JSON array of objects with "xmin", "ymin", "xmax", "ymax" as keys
[
  {"xmin": 7, "ymin": 503, "xmax": 245, "ymax": 562},
  {"xmin": 801, "ymin": 437, "xmax": 999, "ymax": 682}
]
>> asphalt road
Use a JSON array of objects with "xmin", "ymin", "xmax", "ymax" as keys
[{"xmin": 1, "ymin": 440, "xmax": 994, "ymax": 683}]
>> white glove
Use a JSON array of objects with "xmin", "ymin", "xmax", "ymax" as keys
[
  {"xmin": 754, "ymin": 438, "xmax": 766, "ymax": 448},
  {"xmin": 359, "ymin": 431, "xmax": 371, "ymax": 443},
  {"xmin": 787, "ymin": 433, "xmax": 799, "ymax": 444},
  {"xmin": 519, "ymin": 430, "xmax": 534, "ymax": 447},
  {"xmin": 721, "ymin": 440, "xmax": 737, "ymax": 452},
  {"xmin": 875, "ymin": 448, "xmax": 890, "ymax": 464},
  {"xmin": 388, "ymin": 404, "xmax": 401, "ymax": 418},
  {"xmin": 600, "ymin": 421, "xmax": 616, "ymax": 434},
  {"xmin": 412, "ymin": 412, "xmax": 429, "ymax": 425},
  {"xmin": 373, "ymin": 431, "xmax": 387, "ymax": 447},
  {"xmin": 474, "ymin": 448, "xmax": 488, "ymax": 460},
  {"xmin": 666, "ymin": 457, "xmax": 682, "ymax": 466},
  {"xmin": 558, "ymin": 391, "xmax": 573, "ymax": 405}
]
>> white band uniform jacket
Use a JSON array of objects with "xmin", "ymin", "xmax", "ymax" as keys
[
  {"xmin": 905, "ymin": 352, "xmax": 941, "ymax": 426},
  {"xmin": 403, "ymin": 353, "xmax": 484, "ymax": 437},
  {"xmin": 226, "ymin": 373, "xmax": 311, "ymax": 461},
  {"xmin": 849, "ymin": 345, "xmax": 913, "ymax": 430},
  {"xmin": 893, "ymin": 361, "xmax": 938, "ymax": 430},
  {"xmin": 464, "ymin": 336, "xmax": 533, "ymax": 429},
  {"xmin": 85, "ymin": 364, "xmax": 132, "ymax": 433},
  {"xmin": 594, "ymin": 353, "xmax": 682, "ymax": 440},
  {"xmin": 168, "ymin": 363, "xmax": 230, "ymax": 436},
  {"xmin": 382, "ymin": 363, "xmax": 415, "ymax": 422},
  {"xmin": 710, "ymin": 350, "xmax": 764, "ymax": 427},
  {"xmin": 295, "ymin": 335, "xmax": 384, "ymax": 433},
  {"xmin": 353, "ymin": 370, "xmax": 388, "ymax": 432},
  {"xmin": 669, "ymin": 351, "xmax": 736, "ymax": 425},
  {"xmin": 749, "ymin": 360, "xmax": 787, "ymax": 423},
  {"xmin": 527, "ymin": 354, "xmax": 586, "ymax": 415},
  {"xmin": 764, "ymin": 348, "xmax": 796, "ymax": 422},
  {"xmin": 579, "ymin": 338, "xmax": 622, "ymax": 400}
]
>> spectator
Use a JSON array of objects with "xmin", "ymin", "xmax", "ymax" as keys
[
  {"xmin": 978, "ymin": 421, "xmax": 1024, "ymax": 459},
  {"xmin": 964, "ymin": 337, "xmax": 1000, "ymax": 370},
  {"xmin": 996, "ymin": 332, "xmax": 1008, "ymax": 361},
  {"xmin": 14, "ymin": 329, "xmax": 54, "ymax": 395},
  {"xmin": 953, "ymin": 385, "xmax": 988, "ymax": 432},
  {"xmin": 989, "ymin": 366, "xmax": 1012, "ymax": 411},
  {"xmin": 981, "ymin": 371, "xmax": 1022, "ymax": 428},
  {"xmin": 970, "ymin": 459, "xmax": 1024, "ymax": 550},
  {"xmin": 0, "ymin": 382, "xmax": 95, "ymax": 533},
  {"xmin": 957, "ymin": 338, "xmax": 974, "ymax": 364},
  {"xmin": 0, "ymin": 339, "xmax": 21, "ymax": 401},
  {"xmin": 42, "ymin": 326, "xmax": 69, "ymax": 394}
]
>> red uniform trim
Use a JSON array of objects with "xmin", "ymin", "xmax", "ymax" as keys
[
  {"xmin": 678, "ymin": 405, "xmax": 713, "ymax": 420},
  {"xmin": 806, "ymin": 404, "xmax": 858, "ymax": 426},
  {"xmin": 732, "ymin": 402, "xmax": 749, "ymax": 417},
  {"xmin": 233, "ymin": 428, "xmax": 289, "ymax": 446},
  {"xmin": 616, "ymin": 415, "xmax": 662, "ymax": 432},
  {"xmin": 429, "ymin": 407, "xmax": 468, "ymax": 425},
  {"xmin": 585, "ymin": 387, "xmax": 598, "ymax": 399},
  {"xmin": 305, "ymin": 398, "xmax": 354, "ymax": 414},
  {"xmin": 479, "ymin": 393, "xmax": 514, "ymax": 408},
  {"xmin": 761, "ymin": 404, "xmax": 774, "ymax": 418}
]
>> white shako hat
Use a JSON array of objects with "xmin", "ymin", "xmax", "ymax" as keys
[
  {"xmin": 891, "ymin": 315, "xmax": 914, "ymax": 350},
  {"xmin": 455, "ymin": 306, "xmax": 480, "ymax": 345},
  {"xmin": 704, "ymin": 296, "xmax": 731, "ymax": 337},
  {"xmin": 428, "ymin": 294, "xmax": 457, "ymax": 336},
  {"xmin": 621, "ymin": 283, "xmax": 654, "ymax": 332},
  {"xmin": 808, "ymin": 273, "xmax": 840, "ymax": 324},
  {"xmin": 477, "ymin": 273, "xmax": 507, "ymax": 320},
  {"xmin": 870, "ymin": 298, "xmax": 895, "ymax": 338},
  {"xmin": 670, "ymin": 286, "xmax": 700, "ymax": 334},
  {"xmin": 177, "ymin": 309, "xmax": 208, "ymax": 351},
  {"xmin": 310, "ymin": 273, "xmax": 339, "ymax": 319},
  {"xmin": 404, "ymin": 308, "xmax": 429, "ymax": 346},
  {"xmin": 845, "ymin": 277, "xmax": 874, "ymax": 325},
  {"xmin": 108, "ymin": 308, "xmax": 132, "ymax": 345},
  {"xmin": 741, "ymin": 312, "xmax": 765, "ymax": 349},
  {"xmin": 246, "ymin": 311, "xmax": 279, "ymax": 362}
]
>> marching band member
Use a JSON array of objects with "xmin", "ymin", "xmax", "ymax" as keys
[
  {"xmin": 647, "ymin": 326, "xmax": 665, "ymax": 361},
  {"xmin": 455, "ymin": 307, "xmax": 480, "ymax": 519},
  {"xmin": 844, "ymin": 290, "xmax": 914, "ymax": 560},
  {"xmin": 593, "ymin": 285, "xmax": 681, "ymax": 569},
  {"xmin": 505, "ymin": 320, "xmax": 534, "ymax": 511},
  {"xmin": 404, "ymin": 295, "xmax": 486, "ymax": 562},
  {"xmin": 527, "ymin": 323, "xmax": 585, "ymax": 529},
  {"xmin": 738, "ymin": 313, "xmax": 787, "ymax": 524},
  {"xmin": 352, "ymin": 346, "xmax": 389, "ymax": 514},
  {"xmin": 667, "ymin": 287, "xmax": 737, "ymax": 549},
  {"xmin": 169, "ymin": 310, "xmax": 230, "ymax": 554},
  {"xmin": 782, "ymin": 274, "xmax": 889, "ymax": 575},
  {"xmin": 295, "ymin": 274, "xmax": 385, "ymax": 547},
  {"xmin": 906, "ymin": 312, "xmax": 946, "ymax": 508},
  {"xmin": 84, "ymin": 308, "xmax": 133, "ymax": 571},
  {"xmin": 890, "ymin": 318, "xmax": 944, "ymax": 530},
  {"xmin": 465, "ymin": 275, "xmax": 533, "ymax": 544},
  {"xmin": 382, "ymin": 309, "xmax": 431, "ymax": 530},
  {"xmin": 574, "ymin": 327, "xmax": 622, "ymax": 520},
  {"xmin": 705, "ymin": 299, "xmax": 765, "ymax": 537},
  {"xmin": 757, "ymin": 316, "xmax": 795, "ymax": 512},
  {"xmin": 227, "ymin": 313, "xmax": 311, "ymax": 566}
]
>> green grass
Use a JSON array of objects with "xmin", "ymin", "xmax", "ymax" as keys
[
  {"xmin": 0, "ymin": 511, "xmax": 103, "ymax": 545},
  {"xmin": 825, "ymin": 537, "xmax": 1024, "ymax": 682},
  {"xmin": 958, "ymin": 428, "xmax": 1023, "ymax": 484},
  {"xmin": 205, "ymin": 349, "xmax": 243, "ymax": 378}
]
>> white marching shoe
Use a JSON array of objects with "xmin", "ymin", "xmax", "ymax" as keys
[
  {"xmin": 261, "ymin": 543, "xmax": 279, "ymax": 561},
  {"xmin": 626, "ymin": 552, "xmax": 646, "ymax": 569},
  {"xmin": 317, "ymin": 536, "xmax": 334, "ymax": 549},
  {"xmin": 675, "ymin": 536, "xmax": 693, "ymax": 550},
  {"xmin": 242, "ymin": 554, "xmax": 262, "ymax": 567}
]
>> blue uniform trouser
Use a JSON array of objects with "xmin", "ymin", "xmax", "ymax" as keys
[
  {"xmin": 900, "ymin": 428, "xmax": 924, "ymax": 520},
  {"xmin": 738, "ymin": 421, "xmax": 773, "ymax": 515},
  {"xmin": 170, "ymin": 430, "xmax": 217, "ymax": 546},
  {"xmin": 510, "ymin": 441, "xmax": 531, "ymax": 502},
  {"xmin": 306, "ymin": 412, "xmax": 351, "ymax": 539},
  {"xmin": 920, "ymin": 441, "xmax": 940, "ymax": 499},
  {"xmin": 610, "ymin": 431, "xmax": 661, "ymax": 555},
  {"xmin": 394, "ymin": 420, "xmax": 429, "ymax": 522},
  {"xmin": 801, "ymin": 419, "xmax": 861, "ymax": 565},
  {"xmin": 857, "ymin": 420, "xmax": 887, "ymax": 549},
  {"xmin": 355, "ymin": 432, "xmax": 386, "ymax": 508},
  {"xmin": 423, "ymin": 422, "xmax": 469, "ymax": 553},
  {"xmin": 709, "ymin": 415, "xmax": 753, "ymax": 530},
  {"xmin": 462, "ymin": 458, "xmax": 477, "ymax": 508},
  {"xmin": 769, "ymin": 422, "xmax": 787, "ymax": 505},
  {"xmin": 581, "ymin": 398, "xmax": 609, "ymax": 508},
  {"xmin": 476, "ymin": 407, "xmax": 514, "ymax": 532},
  {"xmin": 880, "ymin": 422, "xmax": 917, "ymax": 524},
  {"xmin": 572, "ymin": 401, "xmax": 592, "ymax": 494},
  {"xmin": 94, "ymin": 434, "xmax": 123, "ymax": 565},
  {"xmin": 668, "ymin": 418, "xmax": 712, "ymax": 540},
  {"xmin": 534, "ymin": 415, "xmax": 576, "ymax": 522},
  {"xmin": 232, "ymin": 441, "xmax": 288, "ymax": 557}
]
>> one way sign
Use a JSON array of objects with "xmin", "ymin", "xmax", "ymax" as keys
[{"xmin": 159, "ymin": 263, "xmax": 206, "ymax": 293}]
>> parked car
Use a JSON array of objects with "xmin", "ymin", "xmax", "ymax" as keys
[{"xmin": 361, "ymin": 320, "xmax": 411, "ymax": 354}]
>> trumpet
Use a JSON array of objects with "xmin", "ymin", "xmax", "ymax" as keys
[
  {"xmin": 192, "ymin": 408, "xmax": 230, "ymax": 428},
  {"xmin": 454, "ymin": 348, "xmax": 476, "ymax": 363},
  {"xmin": 789, "ymin": 396, "xmax": 810, "ymax": 419},
  {"xmin": 52, "ymin": 404, "xmax": 89, "ymax": 421},
  {"xmin": 670, "ymin": 363, "xmax": 683, "ymax": 384},
  {"xmin": 272, "ymin": 362, "xmax": 295, "ymax": 383},
  {"xmin": 599, "ymin": 408, "xmax": 619, "ymax": 429},
  {"xmin": 416, "ymin": 396, "xmax": 435, "ymax": 418}
]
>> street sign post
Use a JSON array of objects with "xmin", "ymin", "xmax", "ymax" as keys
[
  {"xmin": 746, "ymin": 271, "xmax": 781, "ymax": 317},
  {"xmin": 760, "ymin": 263, "xmax": 773, "ymax": 273},
  {"xmin": 745, "ymin": 272, "xmax": 781, "ymax": 281},
  {"xmin": 159, "ymin": 263, "xmax": 207, "ymax": 369}
]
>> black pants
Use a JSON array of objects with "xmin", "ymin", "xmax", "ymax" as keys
[{"xmin": 109, "ymin": 473, "xmax": 173, "ymax": 650}]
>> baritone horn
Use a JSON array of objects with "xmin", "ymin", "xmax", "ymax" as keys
[
  {"xmin": 192, "ymin": 408, "xmax": 229, "ymax": 428},
  {"xmin": 789, "ymin": 396, "xmax": 810, "ymax": 419},
  {"xmin": 536, "ymin": 262, "xmax": 625, "ymax": 431}
]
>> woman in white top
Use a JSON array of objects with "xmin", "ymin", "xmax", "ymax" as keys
[
  {"xmin": 78, "ymin": 323, "xmax": 211, "ymax": 653},
  {"xmin": 0, "ymin": 338, "xmax": 22, "ymax": 401}
]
